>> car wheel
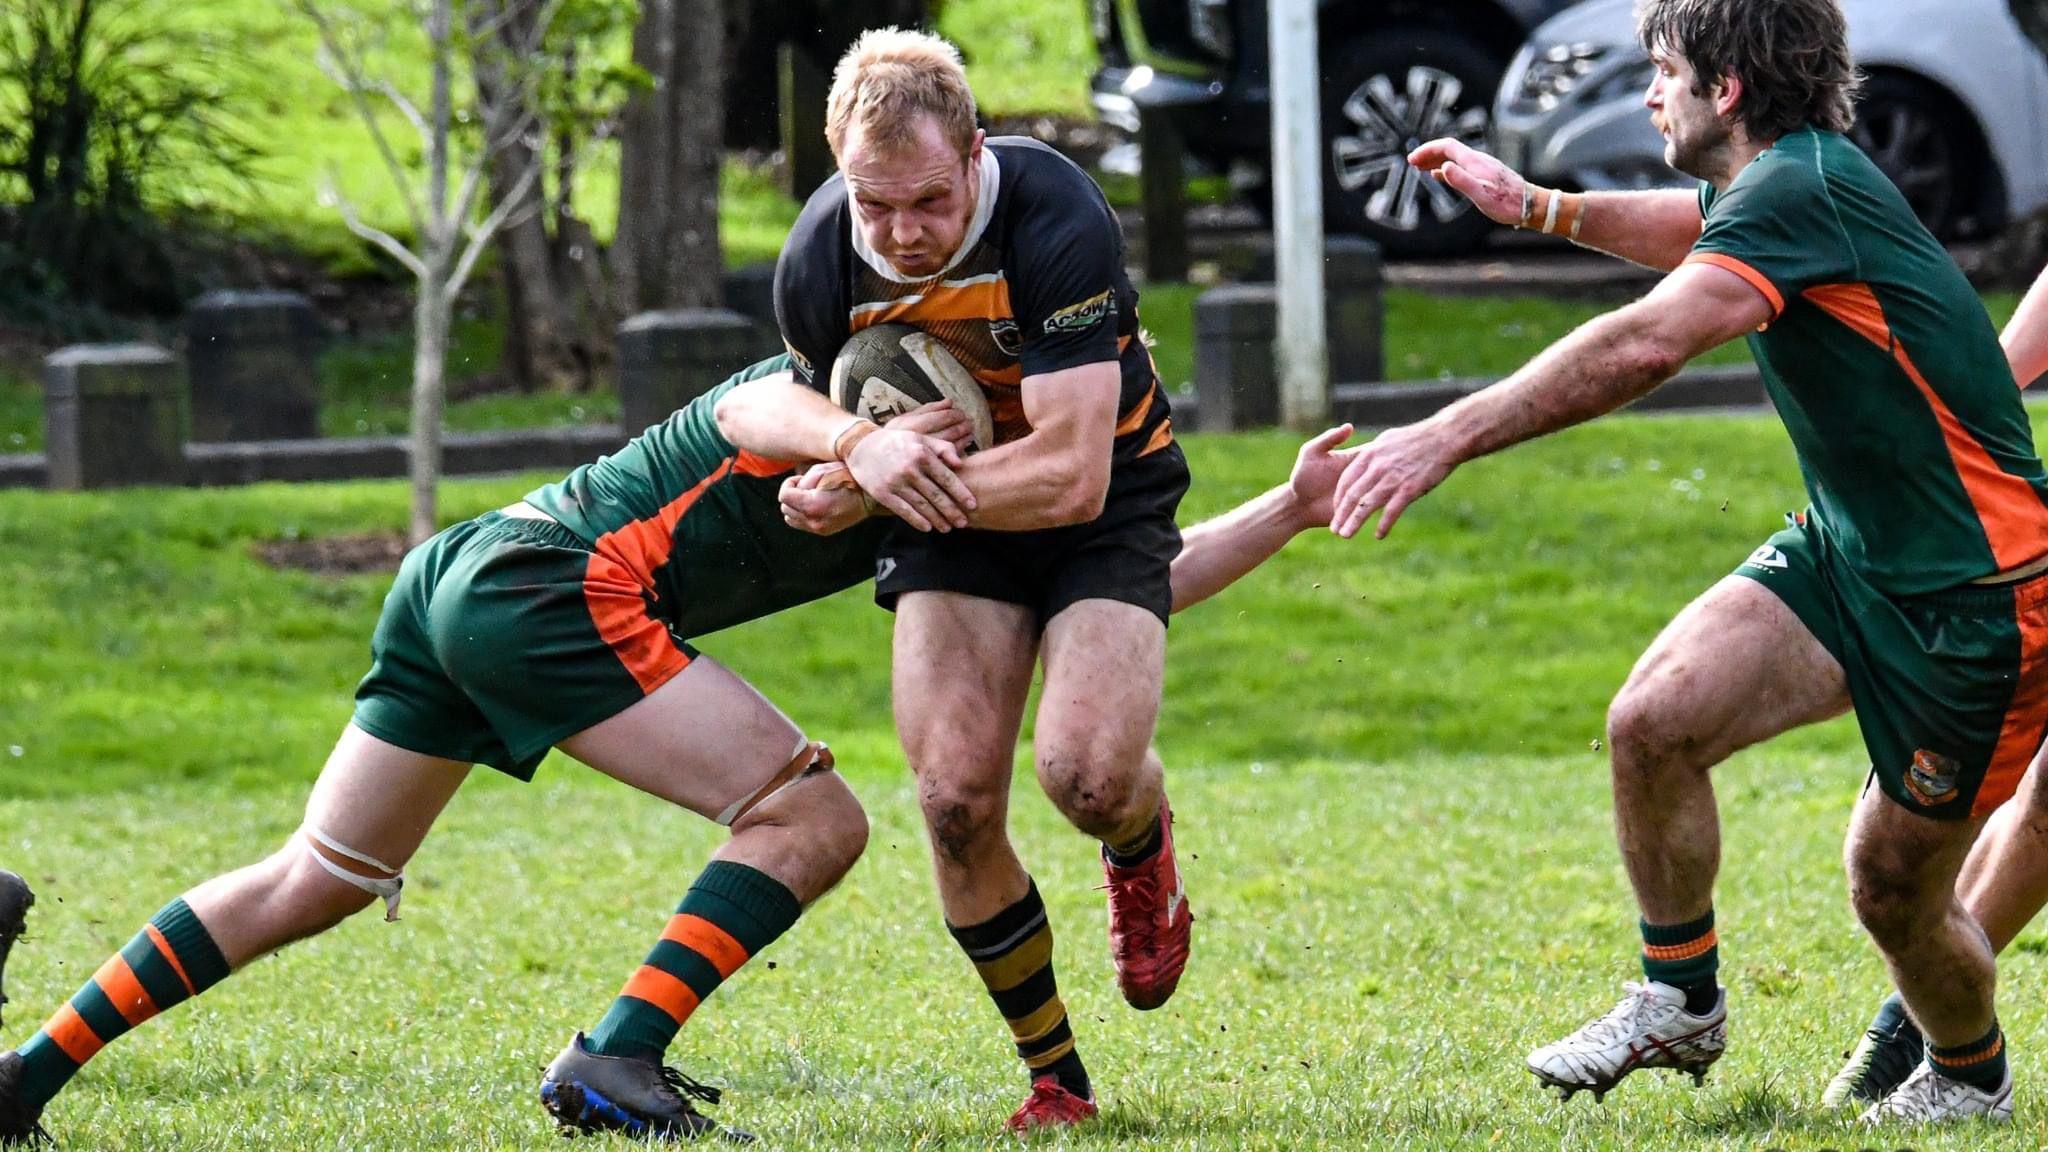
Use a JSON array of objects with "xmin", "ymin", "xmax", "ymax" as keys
[
  {"xmin": 1850, "ymin": 73, "xmax": 1965, "ymax": 239},
  {"xmin": 1319, "ymin": 26, "xmax": 1504, "ymax": 257}
]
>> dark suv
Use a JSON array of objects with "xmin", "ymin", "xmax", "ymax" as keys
[{"xmin": 1089, "ymin": 0, "xmax": 1579, "ymax": 255}]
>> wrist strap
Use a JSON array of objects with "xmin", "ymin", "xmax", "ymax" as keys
[
  {"xmin": 831, "ymin": 417, "xmax": 879, "ymax": 462},
  {"xmin": 1520, "ymin": 184, "xmax": 1586, "ymax": 240}
]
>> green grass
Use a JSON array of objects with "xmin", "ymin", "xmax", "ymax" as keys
[
  {"xmin": 14, "ymin": 413, "xmax": 2048, "ymax": 1146},
  {"xmin": 11, "ymin": 413, "xmax": 2048, "ymax": 1146}
]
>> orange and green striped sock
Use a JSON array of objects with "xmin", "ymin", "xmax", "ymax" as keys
[
  {"xmin": 585, "ymin": 861, "xmax": 801, "ymax": 1064},
  {"xmin": 14, "ymin": 898, "xmax": 230, "ymax": 1110},
  {"xmin": 1641, "ymin": 909, "xmax": 1719, "ymax": 1015},
  {"xmin": 1928, "ymin": 1020, "xmax": 2007, "ymax": 1093}
]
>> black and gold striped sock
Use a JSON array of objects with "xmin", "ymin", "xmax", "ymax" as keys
[
  {"xmin": 15, "ymin": 898, "xmax": 230, "ymax": 1109},
  {"xmin": 947, "ymin": 880, "xmax": 1090, "ymax": 1100},
  {"xmin": 1928, "ymin": 1020, "xmax": 2007, "ymax": 1092}
]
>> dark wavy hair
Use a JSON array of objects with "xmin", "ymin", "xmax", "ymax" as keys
[{"xmin": 1635, "ymin": 0, "xmax": 1861, "ymax": 138}]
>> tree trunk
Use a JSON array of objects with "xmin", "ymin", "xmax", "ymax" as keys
[
  {"xmin": 410, "ymin": 262, "xmax": 450, "ymax": 545},
  {"xmin": 471, "ymin": 0, "xmax": 585, "ymax": 391},
  {"xmin": 613, "ymin": 0, "xmax": 725, "ymax": 312}
]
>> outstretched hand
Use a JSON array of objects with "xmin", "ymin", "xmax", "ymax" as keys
[
  {"xmin": 1284, "ymin": 423, "xmax": 1358, "ymax": 529},
  {"xmin": 1328, "ymin": 420, "xmax": 1461, "ymax": 539},
  {"xmin": 1408, "ymin": 138, "xmax": 1527, "ymax": 228}
]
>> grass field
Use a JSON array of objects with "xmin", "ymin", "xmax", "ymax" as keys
[{"xmin": 9, "ymin": 413, "xmax": 2048, "ymax": 1147}]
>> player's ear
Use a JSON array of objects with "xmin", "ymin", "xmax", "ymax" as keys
[
  {"xmin": 966, "ymin": 129, "xmax": 985, "ymax": 170},
  {"xmin": 1712, "ymin": 73, "xmax": 1743, "ymax": 121}
]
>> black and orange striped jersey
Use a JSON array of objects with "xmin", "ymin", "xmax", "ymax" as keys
[
  {"xmin": 1687, "ymin": 127, "xmax": 2048, "ymax": 595},
  {"xmin": 774, "ymin": 136, "xmax": 1175, "ymax": 467},
  {"xmin": 522, "ymin": 356, "xmax": 888, "ymax": 641}
]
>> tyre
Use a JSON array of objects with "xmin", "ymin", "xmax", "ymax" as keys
[
  {"xmin": 1318, "ymin": 26, "xmax": 1505, "ymax": 257},
  {"xmin": 1850, "ymin": 72, "xmax": 1971, "ymax": 239}
]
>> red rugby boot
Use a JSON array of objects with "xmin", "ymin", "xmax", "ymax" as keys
[
  {"xmin": 1004, "ymin": 1076, "xmax": 1098, "ymax": 1132},
  {"xmin": 1102, "ymin": 798, "xmax": 1191, "ymax": 1010}
]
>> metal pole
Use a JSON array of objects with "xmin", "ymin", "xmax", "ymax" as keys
[{"xmin": 1267, "ymin": 0, "xmax": 1329, "ymax": 428}]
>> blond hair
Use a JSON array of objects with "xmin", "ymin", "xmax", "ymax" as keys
[{"xmin": 825, "ymin": 27, "xmax": 978, "ymax": 162}]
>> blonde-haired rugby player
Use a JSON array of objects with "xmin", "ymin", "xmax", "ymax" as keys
[{"xmin": 717, "ymin": 25, "xmax": 1202, "ymax": 1131}]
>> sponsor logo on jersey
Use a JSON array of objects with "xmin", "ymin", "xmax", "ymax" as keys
[
  {"xmin": 1905, "ymin": 748, "xmax": 1962, "ymax": 806},
  {"xmin": 1044, "ymin": 289, "xmax": 1113, "ymax": 335},
  {"xmin": 1742, "ymin": 545, "xmax": 1789, "ymax": 570},
  {"xmin": 785, "ymin": 341, "xmax": 813, "ymax": 380},
  {"xmin": 989, "ymin": 317, "xmax": 1022, "ymax": 357}
]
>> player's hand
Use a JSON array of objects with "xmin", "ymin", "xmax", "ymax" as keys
[
  {"xmin": 1329, "ymin": 419, "xmax": 1459, "ymax": 539},
  {"xmin": 845, "ymin": 426, "xmax": 977, "ymax": 532},
  {"xmin": 779, "ymin": 466, "xmax": 871, "ymax": 535},
  {"xmin": 1282, "ymin": 423, "xmax": 1358, "ymax": 530},
  {"xmin": 1408, "ymin": 138, "xmax": 1526, "ymax": 228},
  {"xmin": 889, "ymin": 400, "xmax": 976, "ymax": 452}
]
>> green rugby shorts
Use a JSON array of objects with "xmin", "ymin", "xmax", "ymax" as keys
[
  {"xmin": 351, "ymin": 510, "xmax": 696, "ymax": 779},
  {"xmin": 1734, "ymin": 512, "xmax": 2048, "ymax": 820}
]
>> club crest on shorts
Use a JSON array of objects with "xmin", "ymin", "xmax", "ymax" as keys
[{"xmin": 1905, "ymin": 748, "xmax": 1962, "ymax": 805}]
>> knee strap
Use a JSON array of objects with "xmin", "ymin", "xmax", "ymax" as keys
[
  {"xmin": 714, "ymin": 739, "xmax": 836, "ymax": 827},
  {"xmin": 304, "ymin": 828, "xmax": 405, "ymax": 922}
]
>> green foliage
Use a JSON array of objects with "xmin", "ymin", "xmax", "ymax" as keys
[{"xmin": 0, "ymin": 0, "xmax": 262, "ymax": 321}]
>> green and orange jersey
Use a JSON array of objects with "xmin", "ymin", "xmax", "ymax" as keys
[
  {"xmin": 1685, "ymin": 125, "xmax": 2048, "ymax": 594},
  {"xmin": 523, "ymin": 356, "xmax": 889, "ymax": 642},
  {"xmin": 774, "ymin": 136, "xmax": 1176, "ymax": 465}
]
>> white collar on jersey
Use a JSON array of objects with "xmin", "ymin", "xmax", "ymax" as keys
[{"xmin": 849, "ymin": 146, "xmax": 1001, "ymax": 284}]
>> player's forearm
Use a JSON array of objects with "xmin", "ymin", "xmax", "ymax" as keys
[
  {"xmin": 1558, "ymin": 190, "xmax": 1703, "ymax": 272},
  {"xmin": 1169, "ymin": 484, "xmax": 1307, "ymax": 612},
  {"xmin": 952, "ymin": 432, "xmax": 1111, "ymax": 529},
  {"xmin": 1440, "ymin": 308, "xmax": 1682, "ymax": 464},
  {"xmin": 713, "ymin": 377, "xmax": 853, "ymax": 461},
  {"xmin": 2004, "ymin": 267, "xmax": 2048, "ymax": 388}
]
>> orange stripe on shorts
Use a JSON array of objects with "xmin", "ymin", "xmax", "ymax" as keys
[
  {"xmin": 92, "ymin": 954, "xmax": 159, "ymax": 1027},
  {"xmin": 145, "ymin": 924, "xmax": 197, "ymax": 996},
  {"xmin": 662, "ymin": 914, "xmax": 750, "ymax": 979},
  {"xmin": 44, "ymin": 1004, "xmax": 104, "ymax": 1064},
  {"xmin": 620, "ymin": 965, "xmax": 702, "ymax": 1026}
]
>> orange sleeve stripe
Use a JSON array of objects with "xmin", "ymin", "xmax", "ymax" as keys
[
  {"xmin": 44, "ymin": 1004, "xmax": 105, "ymax": 1064},
  {"xmin": 1684, "ymin": 252, "xmax": 1785, "ymax": 317},
  {"xmin": 662, "ymin": 914, "xmax": 751, "ymax": 979},
  {"xmin": 1974, "ymin": 597, "xmax": 2048, "ymax": 817},
  {"xmin": 92, "ymin": 954, "xmax": 159, "ymax": 1028},
  {"xmin": 1642, "ymin": 931, "xmax": 1717, "ymax": 961},
  {"xmin": 620, "ymin": 964, "xmax": 702, "ymax": 1025},
  {"xmin": 733, "ymin": 450, "xmax": 795, "ymax": 478},
  {"xmin": 144, "ymin": 924, "xmax": 197, "ymax": 997},
  {"xmin": 1140, "ymin": 419, "xmax": 1176, "ymax": 457},
  {"xmin": 1803, "ymin": 282, "xmax": 2048, "ymax": 572}
]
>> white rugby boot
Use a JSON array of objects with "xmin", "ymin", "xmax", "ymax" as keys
[
  {"xmin": 1859, "ymin": 1061, "xmax": 2012, "ymax": 1125},
  {"xmin": 1526, "ymin": 981, "xmax": 1726, "ymax": 1102}
]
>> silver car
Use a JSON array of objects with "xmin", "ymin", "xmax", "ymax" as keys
[{"xmin": 1491, "ymin": 0, "xmax": 2048, "ymax": 239}]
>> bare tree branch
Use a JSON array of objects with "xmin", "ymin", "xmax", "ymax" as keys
[
  {"xmin": 445, "ymin": 159, "xmax": 541, "ymax": 303},
  {"xmin": 320, "ymin": 174, "xmax": 430, "ymax": 278},
  {"xmin": 298, "ymin": 2, "xmax": 429, "ymax": 242},
  {"xmin": 374, "ymin": 78, "xmax": 431, "ymax": 147}
]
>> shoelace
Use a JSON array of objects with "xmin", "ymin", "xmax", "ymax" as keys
[
  {"xmin": 657, "ymin": 1065, "xmax": 723, "ymax": 1109},
  {"xmin": 1102, "ymin": 871, "xmax": 1162, "ymax": 941},
  {"xmin": 1020, "ymin": 1079, "xmax": 1087, "ymax": 1119},
  {"xmin": 1572, "ymin": 983, "xmax": 1671, "ymax": 1047},
  {"xmin": 1878, "ymin": 1067, "xmax": 1963, "ymax": 1120}
]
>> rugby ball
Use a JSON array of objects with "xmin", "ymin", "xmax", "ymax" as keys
[{"xmin": 828, "ymin": 323, "xmax": 994, "ymax": 452}]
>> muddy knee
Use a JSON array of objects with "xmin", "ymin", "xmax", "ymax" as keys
[
  {"xmin": 1037, "ymin": 744, "xmax": 1147, "ymax": 839},
  {"xmin": 918, "ymin": 773, "xmax": 1009, "ymax": 865}
]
